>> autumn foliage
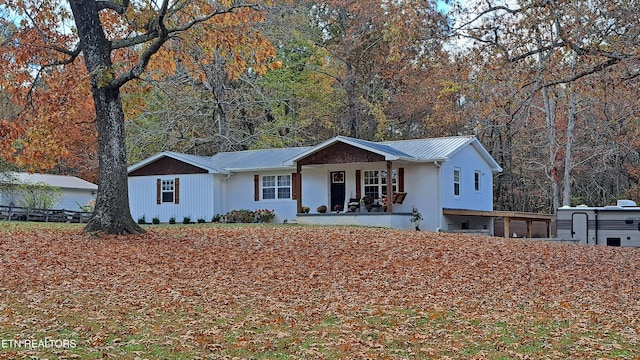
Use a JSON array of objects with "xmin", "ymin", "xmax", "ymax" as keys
[{"xmin": 1, "ymin": 224, "xmax": 639, "ymax": 359}]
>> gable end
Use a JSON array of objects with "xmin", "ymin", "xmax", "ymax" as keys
[
  {"xmin": 129, "ymin": 157, "xmax": 209, "ymax": 176},
  {"xmin": 297, "ymin": 142, "xmax": 385, "ymax": 166}
]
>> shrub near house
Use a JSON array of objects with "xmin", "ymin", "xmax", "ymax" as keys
[{"xmin": 224, "ymin": 209, "xmax": 276, "ymax": 223}]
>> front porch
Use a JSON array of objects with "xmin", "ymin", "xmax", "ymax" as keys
[{"xmin": 296, "ymin": 211, "xmax": 414, "ymax": 230}]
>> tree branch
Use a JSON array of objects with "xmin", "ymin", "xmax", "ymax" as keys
[
  {"xmin": 453, "ymin": 1, "xmax": 549, "ymax": 32},
  {"xmin": 111, "ymin": 2, "xmax": 260, "ymax": 88},
  {"xmin": 96, "ymin": 0, "xmax": 128, "ymax": 14}
]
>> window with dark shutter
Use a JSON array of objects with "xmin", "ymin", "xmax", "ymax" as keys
[
  {"xmin": 174, "ymin": 178, "xmax": 180, "ymax": 204},
  {"xmin": 291, "ymin": 173, "xmax": 298, "ymax": 200},
  {"xmin": 156, "ymin": 179, "xmax": 161, "ymax": 204},
  {"xmin": 254, "ymin": 175, "xmax": 260, "ymax": 201}
]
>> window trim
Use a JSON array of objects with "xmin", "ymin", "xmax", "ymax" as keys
[
  {"xmin": 363, "ymin": 169, "xmax": 397, "ymax": 200},
  {"xmin": 261, "ymin": 174, "xmax": 292, "ymax": 200},
  {"xmin": 161, "ymin": 179, "xmax": 175, "ymax": 203},
  {"xmin": 453, "ymin": 168, "xmax": 461, "ymax": 196},
  {"xmin": 156, "ymin": 178, "xmax": 179, "ymax": 204},
  {"xmin": 474, "ymin": 170, "xmax": 481, "ymax": 192}
]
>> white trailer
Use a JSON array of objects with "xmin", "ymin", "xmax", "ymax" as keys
[{"xmin": 556, "ymin": 200, "xmax": 640, "ymax": 247}]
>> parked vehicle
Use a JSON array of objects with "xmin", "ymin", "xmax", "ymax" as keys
[{"xmin": 556, "ymin": 200, "xmax": 640, "ymax": 247}]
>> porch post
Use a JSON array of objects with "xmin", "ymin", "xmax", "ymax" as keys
[
  {"xmin": 503, "ymin": 217, "xmax": 510, "ymax": 238},
  {"xmin": 386, "ymin": 160, "xmax": 393, "ymax": 213},
  {"xmin": 296, "ymin": 163, "xmax": 302, "ymax": 213}
]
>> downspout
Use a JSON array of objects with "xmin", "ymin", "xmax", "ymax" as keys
[
  {"xmin": 434, "ymin": 161, "xmax": 442, "ymax": 232},
  {"xmin": 221, "ymin": 173, "xmax": 231, "ymax": 216}
]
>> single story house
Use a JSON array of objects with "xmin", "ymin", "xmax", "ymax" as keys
[
  {"xmin": 0, "ymin": 172, "xmax": 97, "ymax": 210},
  {"xmin": 127, "ymin": 135, "xmax": 502, "ymax": 231}
]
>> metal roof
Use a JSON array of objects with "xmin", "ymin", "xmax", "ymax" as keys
[
  {"xmin": 0, "ymin": 172, "xmax": 97, "ymax": 190},
  {"xmin": 211, "ymin": 147, "xmax": 312, "ymax": 171},
  {"xmin": 128, "ymin": 135, "xmax": 501, "ymax": 174},
  {"xmin": 381, "ymin": 136, "xmax": 476, "ymax": 160},
  {"xmin": 335, "ymin": 136, "xmax": 415, "ymax": 159},
  {"xmin": 283, "ymin": 135, "xmax": 501, "ymax": 172},
  {"xmin": 163, "ymin": 152, "xmax": 221, "ymax": 172}
]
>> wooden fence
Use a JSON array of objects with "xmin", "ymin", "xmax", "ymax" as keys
[{"xmin": 0, "ymin": 205, "xmax": 93, "ymax": 223}]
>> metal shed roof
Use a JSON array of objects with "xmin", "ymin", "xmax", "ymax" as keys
[{"xmin": 0, "ymin": 172, "xmax": 98, "ymax": 190}]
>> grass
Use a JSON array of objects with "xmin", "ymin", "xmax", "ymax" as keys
[{"xmin": 1, "ymin": 222, "xmax": 639, "ymax": 359}]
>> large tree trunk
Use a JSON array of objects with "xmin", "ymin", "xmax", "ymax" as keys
[
  {"xmin": 69, "ymin": 0, "xmax": 143, "ymax": 234},
  {"xmin": 85, "ymin": 85, "xmax": 143, "ymax": 234}
]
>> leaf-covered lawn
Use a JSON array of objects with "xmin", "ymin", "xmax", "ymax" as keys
[{"xmin": 1, "ymin": 223, "xmax": 639, "ymax": 359}]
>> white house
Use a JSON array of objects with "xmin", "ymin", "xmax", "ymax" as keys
[
  {"xmin": 127, "ymin": 135, "xmax": 502, "ymax": 231},
  {"xmin": 0, "ymin": 172, "xmax": 97, "ymax": 210}
]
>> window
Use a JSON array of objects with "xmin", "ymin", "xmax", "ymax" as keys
[
  {"xmin": 453, "ymin": 168, "xmax": 461, "ymax": 196},
  {"xmin": 161, "ymin": 180, "xmax": 174, "ymax": 202},
  {"xmin": 364, "ymin": 170, "xmax": 397, "ymax": 200},
  {"xmin": 474, "ymin": 170, "xmax": 481, "ymax": 192},
  {"xmin": 157, "ymin": 178, "xmax": 179, "ymax": 204},
  {"xmin": 262, "ymin": 175, "xmax": 291, "ymax": 199}
]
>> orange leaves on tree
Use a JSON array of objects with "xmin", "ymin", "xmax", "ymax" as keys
[
  {"xmin": 1, "ymin": 59, "xmax": 97, "ymax": 176},
  {"xmin": 148, "ymin": 5, "xmax": 277, "ymax": 80}
]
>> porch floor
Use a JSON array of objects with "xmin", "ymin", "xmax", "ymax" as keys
[{"xmin": 296, "ymin": 212, "xmax": 413, "ymax": 230}]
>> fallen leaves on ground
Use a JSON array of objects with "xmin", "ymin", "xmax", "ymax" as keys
[{"xmin": 1, "ymin": 223, "xmax": 639, "ymax": 359}]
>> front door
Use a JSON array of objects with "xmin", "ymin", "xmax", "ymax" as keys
[{"xmin": 330, "ymin": 171, "xmax": 345, "ymax": 212}]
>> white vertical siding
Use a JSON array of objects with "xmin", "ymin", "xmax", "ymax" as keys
[
  {"xmin": 55, "ymin": 189, "xmax": 96, "ymax": 211},
  {"xmin": 440, "ymin": 147, "xmax": 494, "ymax": 211},
  {"xmin": 403, "ymin": 163, "xmax": 442, "ymax": 231},
  {"xmin": 0, "ymin": 188, "xmax": 95, "ymax": 211},
  {"xmin": 128, "ymin": 174, "xmax": 216, "ymax": 223},
  {"xmin": 300, "ymin": 167, "xmax": 330, "ymax": 213},
  {"xmin": 224, "ymin": 171, "xmax": 299, "ymax": 223}
]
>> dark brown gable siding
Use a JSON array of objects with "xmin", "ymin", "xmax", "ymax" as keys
[
  {"xmin": 129, "ymin": 157, "xmax": 208, "ymax": 176},
  {"xmin": 297, "ymin": 142, "xmax": 385, "ymax": 166}
]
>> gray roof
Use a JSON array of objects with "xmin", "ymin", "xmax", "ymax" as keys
[
  {"xmin": 162, "ymin": 151, "xmax": 221, "ymax": 172},
  {"xmin": 128, "ymin": 135, "xmax": 501, "ymax": 174},
  {"xmin": 380, "ymin": 136, "xmax": 478, "ymax": 160},
  {"xmin": 0, "ymin": 172, "xmax": 98, "ymax": 190},
  {"xmin": 211, "ymin": 147, "xmax": 312, "ymax": 171},
  {"xmin": 336, "ymin": 136, "xmax": 415, "ymax": 159}
]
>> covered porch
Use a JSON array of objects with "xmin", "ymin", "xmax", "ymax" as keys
[{"xmin": 287, "ymin": 138, "xmax": 412, "ymax": 223}]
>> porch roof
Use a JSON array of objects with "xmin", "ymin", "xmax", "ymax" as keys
[
  {"xmin": 283, "ymin": 135, "xmax": 502, "ymax": 172},
  {"xmin": 283, "ymin": 136, "xmax": 414, "ymax": 165}
]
